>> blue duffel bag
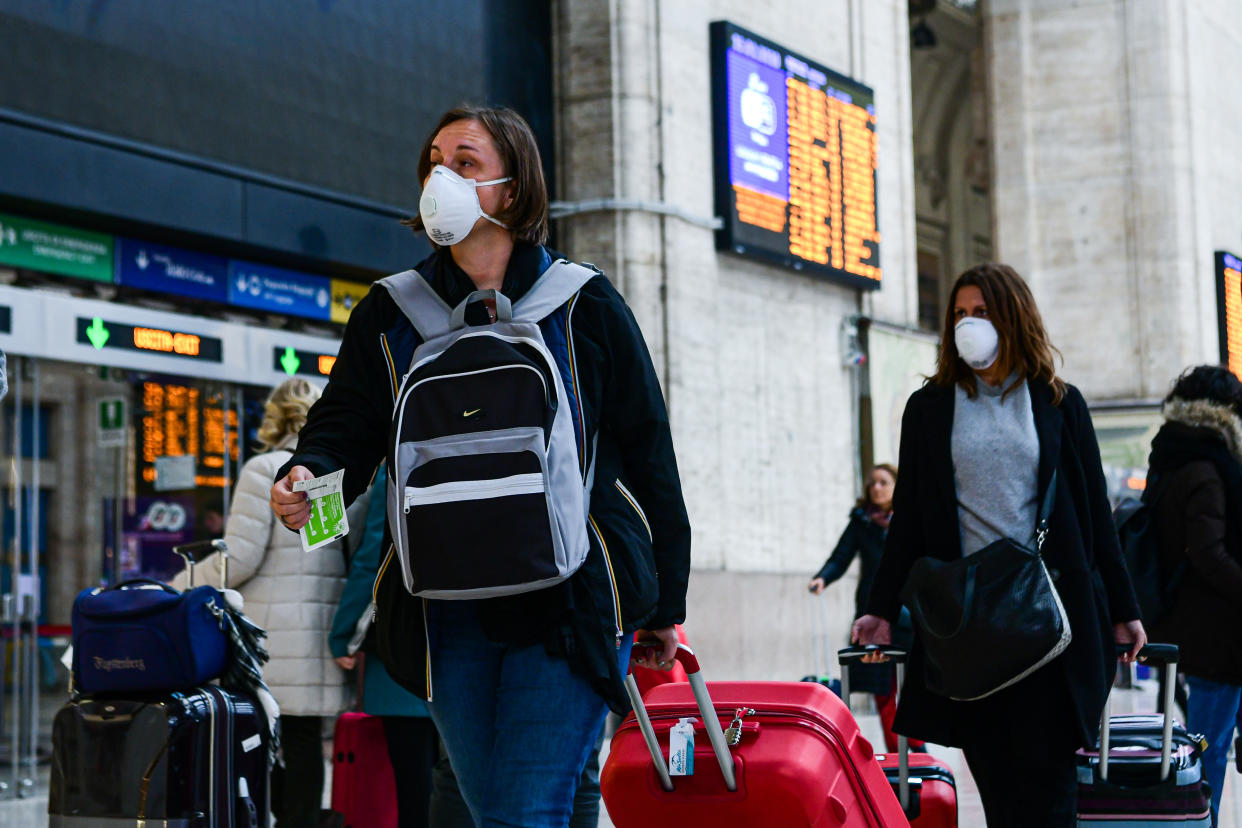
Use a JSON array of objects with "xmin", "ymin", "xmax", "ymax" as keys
[{"xmin": 71, "ymin": 579, "xmax": 228, "ymax": 694}]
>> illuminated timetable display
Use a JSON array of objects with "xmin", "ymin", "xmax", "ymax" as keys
[
  {"xmin": 138, "ymin": 381, "xmax": 238, "ymax": 489},
  {"xmin": 1217, "ymin": 251, "xmax": 1242, "ymax": 378},
  {"xmin": 710, "ymin": 21, "xmax": 880, "ymax": 288}
]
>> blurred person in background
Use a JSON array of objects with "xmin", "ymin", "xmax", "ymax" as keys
[
  {"xmin": 177, "ymin": 378, "xmax": 350, "ymax": 828},
  {"xmin": 808, "ymin": 463, "xmax": 923, "ymax": 753},
  {"xmin": 1147, "ymin": 365, "xmax": 1242, "ymax": 824}
]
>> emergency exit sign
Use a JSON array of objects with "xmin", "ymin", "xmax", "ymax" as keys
[
  {"xmin": 98, "ymin": 398, "xmax": 125, "ymax": 447},
  {"xmin": 0, "ymin": 213, "xmax": 113, "ymax": 283}
]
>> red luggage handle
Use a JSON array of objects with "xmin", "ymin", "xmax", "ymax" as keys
[{"xmin": 624, "ymin": 641, "xmax": 737, "ymax": 793}]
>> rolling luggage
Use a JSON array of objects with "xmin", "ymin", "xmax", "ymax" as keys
[
  {"xmin": 49, "ymin": 684, "xmax": 270, "ymax": 827},
  {"xmin": 331, "ymin": 711, "xmax": 399, "ymax": 828},
  {"xmin": 839, "ymin": 646, "xmax": 957, "ymax": 828},
  {"xmin": 1076, "ymin": 643, "xmax": 1212, "ymax": 826},
  {"xmin": 600, "ymin": 643, "xmax": 908, "ymax": 827}
]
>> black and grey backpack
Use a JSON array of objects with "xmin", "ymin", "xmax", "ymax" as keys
[{"xmin": 378, "ymin": 262, "xmax": 597, "ymax": 599}]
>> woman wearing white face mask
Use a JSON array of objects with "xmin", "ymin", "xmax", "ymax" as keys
[
  {"xmin": 268, "ymin": 106, "xmax": 691, "ymax": 828},
  {"xmin": 851, "ymin": 263, "xmax": 1146, "ymax": 826}
]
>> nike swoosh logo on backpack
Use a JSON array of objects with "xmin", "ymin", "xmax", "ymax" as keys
[{"xmin": 463, "ymin": 408, "xmax": 482, "ymax": 418}]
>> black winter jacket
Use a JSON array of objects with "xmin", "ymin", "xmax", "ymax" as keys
[
  {"xmin": 277, "ymin": 243, "xmax": 691, "ymax": 712},
  {"xmin": 815, "ymin": 507, "xmax": 887, "ymax": 619},
  {"xmin": 866, "ymin": 379, "xmax": 1140, "ymax": 750},
  {"xmin": 1148, "ymin": 400, "xmax": 1242, "ymax": 686}
]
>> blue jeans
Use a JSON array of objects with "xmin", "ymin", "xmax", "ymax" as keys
[
  {"xmin": 1186, "ymin": 674, "xmax": 1242, "ymax": 823},
  {"xmin": 425, "ymin": 601, "xmax": 632, "ymax": 828}
]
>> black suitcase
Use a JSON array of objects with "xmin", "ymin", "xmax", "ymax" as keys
[
  {"xmin": 49, "ymin": 685, "xmax": 270, "ymax": 827},
  {"xmin": 1075, "ymin": 644, "xmax": 1212, "ymax": 826}
]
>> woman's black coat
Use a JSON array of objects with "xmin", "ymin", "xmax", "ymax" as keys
[
  {"xmin": 865, "ymin": 379, "xmax": 1140, "ymax": 749},
  {"xmin": 815, "ymin": 507, "xmax": 886, "ymax": 619}
]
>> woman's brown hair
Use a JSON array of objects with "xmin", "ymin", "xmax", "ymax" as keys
[
  {"xmin": 401, "ymin": 105, "xmax": 549, "ymax": 245},
  {"xmin": 856, "ymin": 463, "xmax": 898, "ymax": 509},
  {"xmin": 933, "ymin": 263, "xmax": 1066, "ymax": 404}
]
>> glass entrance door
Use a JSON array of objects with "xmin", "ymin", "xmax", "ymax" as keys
[{"xmin": 0, "ymin": 357, "xmax": 250, "ymax": 803}]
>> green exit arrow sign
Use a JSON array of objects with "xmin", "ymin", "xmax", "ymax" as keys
[
  {"xmin": 280, "ymin": 347, "xmax": 300, "ymax": 375},
  {"xmin": 86, "ymin": 317, "xmax": 110, "ymax": 349}
]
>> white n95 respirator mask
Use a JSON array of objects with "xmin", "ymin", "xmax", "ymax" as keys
[
  {"xmin": 954, "ymin": 317, "xmax": 1000, "ymax": 370},
  {"xmin": 418, "ymin": 165, "xmax": 511, "ymax": 246}
]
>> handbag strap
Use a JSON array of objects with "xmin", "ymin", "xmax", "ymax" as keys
[{"xmin": 1035, "ymin": 469, "xmax": 1058, "ymax": 553}]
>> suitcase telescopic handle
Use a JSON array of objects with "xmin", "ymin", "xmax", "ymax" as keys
[
  {"xmin": 838, "ymin": 645, "xmax": 912, "ymax": 812},
  {"xmin": 624, "ymin": 641, "xmax": 737, "ymax": 793},
  {"xmin": 173, "ymin": 539, "xmax": 229, "ymax": 589},
  {"xmin": 1100, "ymin": 643, "xmax": 1180, "ymax": 783}
]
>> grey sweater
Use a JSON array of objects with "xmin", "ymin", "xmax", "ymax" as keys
[{"xmin": 951, "ymin": 375, "xmax": 1040, "ymax": 556}]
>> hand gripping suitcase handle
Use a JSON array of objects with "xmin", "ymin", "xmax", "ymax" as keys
[
  {"xmin": 838, "ymin": 645, "xmax": 913, "ymax": 812},
  {"xmin": 1101, "ymin": 643, "xmax": 1180, "ymax": 783},
  {"xmin": 624, "ymin": 641, "xmax": 737, "ymax": 793}
]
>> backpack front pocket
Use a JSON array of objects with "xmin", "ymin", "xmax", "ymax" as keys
[{"xmin": 398, "ymin": 426, "xmax": 563, "ymax": 597}]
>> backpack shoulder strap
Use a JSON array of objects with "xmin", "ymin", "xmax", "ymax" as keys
[
  {"xmin": 377, "ymin": 269, "xmax": 452, "ymax": 340},
  {"xmin": 513, "ymin": 260, "xmax": 600, "ymax": 323}
]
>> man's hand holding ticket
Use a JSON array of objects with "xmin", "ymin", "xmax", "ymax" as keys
[{"xmin": 291, "ymin": 469, "xmax": 349, "ymax": 552}]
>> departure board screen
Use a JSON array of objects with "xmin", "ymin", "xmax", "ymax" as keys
[
  {"xmin": 710, "ymin": 22, "xmax": 880, "ymax": 289},
  {"xmin": 1217, "ymin": 251, "xmax": 1242, "ymax": 378}
]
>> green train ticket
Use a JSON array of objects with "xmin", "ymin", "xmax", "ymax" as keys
[{"xmin": 292, "ymin": 470, "xmax": 349, "ymax": 552}]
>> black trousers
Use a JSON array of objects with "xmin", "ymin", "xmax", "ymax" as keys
[
  {"xmin": 382, "ymin": 716, "xmax": 438, "ymax": 828},
  {"xmin": 962, "ymin": 740, "xmax": 1078, "ymax": 827},
  {"xmin": 272, "ymin": 715, "xmax": 325, "ymax": 828}
]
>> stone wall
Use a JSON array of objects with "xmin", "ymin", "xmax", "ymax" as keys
[
  {"xmin": 985, "ymin": 0, "xmax": 1242, "ymax": 402},
  {"xmin": 554, "ymin": 0, "xmax": 918, "ymax": 678}
]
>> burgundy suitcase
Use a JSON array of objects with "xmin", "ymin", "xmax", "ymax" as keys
[
  {"xmin": 839, "ymin": 646, "xmax": 958, "ymax": 828},
  {"xmin": 601, "ymin": 644, "xmax": 909, "ymax": 827},
  {"xmin": 331, "ymin": 711, "xmax": 399, "ymax": 828}
]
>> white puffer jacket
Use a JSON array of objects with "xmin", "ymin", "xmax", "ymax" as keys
[{"xmin": 174, "ymin": 439, "xmax": 358, "ymax": 716}]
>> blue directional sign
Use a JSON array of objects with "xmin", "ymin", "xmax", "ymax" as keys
[
  {"xmin": 116, "ymin": 238, "xmax": 229, "ymax": 303},
  {"xmin": 228, "ymin": 260, "xmax": 332, "ymax": 320}
]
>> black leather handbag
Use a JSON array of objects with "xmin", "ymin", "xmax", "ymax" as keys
[{"xmin": 899, "ymin": 470, "xmax": 1071, "ymax": 700}]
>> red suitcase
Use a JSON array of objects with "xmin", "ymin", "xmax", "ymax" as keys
[
  {"xmin": 839, "ymin": 647, "xmax": 958, "ymax": 828},
  {"xmin": 601, "ymin": 644, "xmax": 909, "ymax": 827},
  {"xmin": 331, "ymin": 711, "xmax": 399, "ymax": 828}
]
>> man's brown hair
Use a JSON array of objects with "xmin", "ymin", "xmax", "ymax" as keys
[
  {"xmin": 933, "ymin": 262, "xmax": 1066, "ymax": 404},
  {"xmin": 401, "ymin": 105, "xmax": 549, "ymax": 245}
]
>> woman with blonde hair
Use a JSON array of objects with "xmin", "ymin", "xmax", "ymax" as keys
[
  {"xmin": 177, "ymin": 378, "xmax": 356, "ymax": 828},
  {"xmin": 852, "ymin": 263, "xmax": 1145, "ymax": 825}
]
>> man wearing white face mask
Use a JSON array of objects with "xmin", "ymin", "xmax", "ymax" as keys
[
  {"xmin": 852, "ymin": 264, "xmax": 1146, "ymax": 826},
  {"xmin": 268, "ymin": 106, "xmax": 691, "ymax": 828}
]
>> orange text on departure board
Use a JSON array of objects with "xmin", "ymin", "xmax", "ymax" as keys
[
  {"xmin": 1225, "ymin": 266, "xmax": 1242, "ymax": 379},
  {"xmin": 318, "ymin": 355, "xmax": 336, "ymax": 375},
  {"xmin": 133, "ymin": 327, "xmax": 201, "ymax": 356},
  {"xmin": 777, "ymin": 77, "xmax": 880, "ymax": 282},
  {"xmin": 140, "ymin": 383, "xmax": 237, "ymax": 488}
]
